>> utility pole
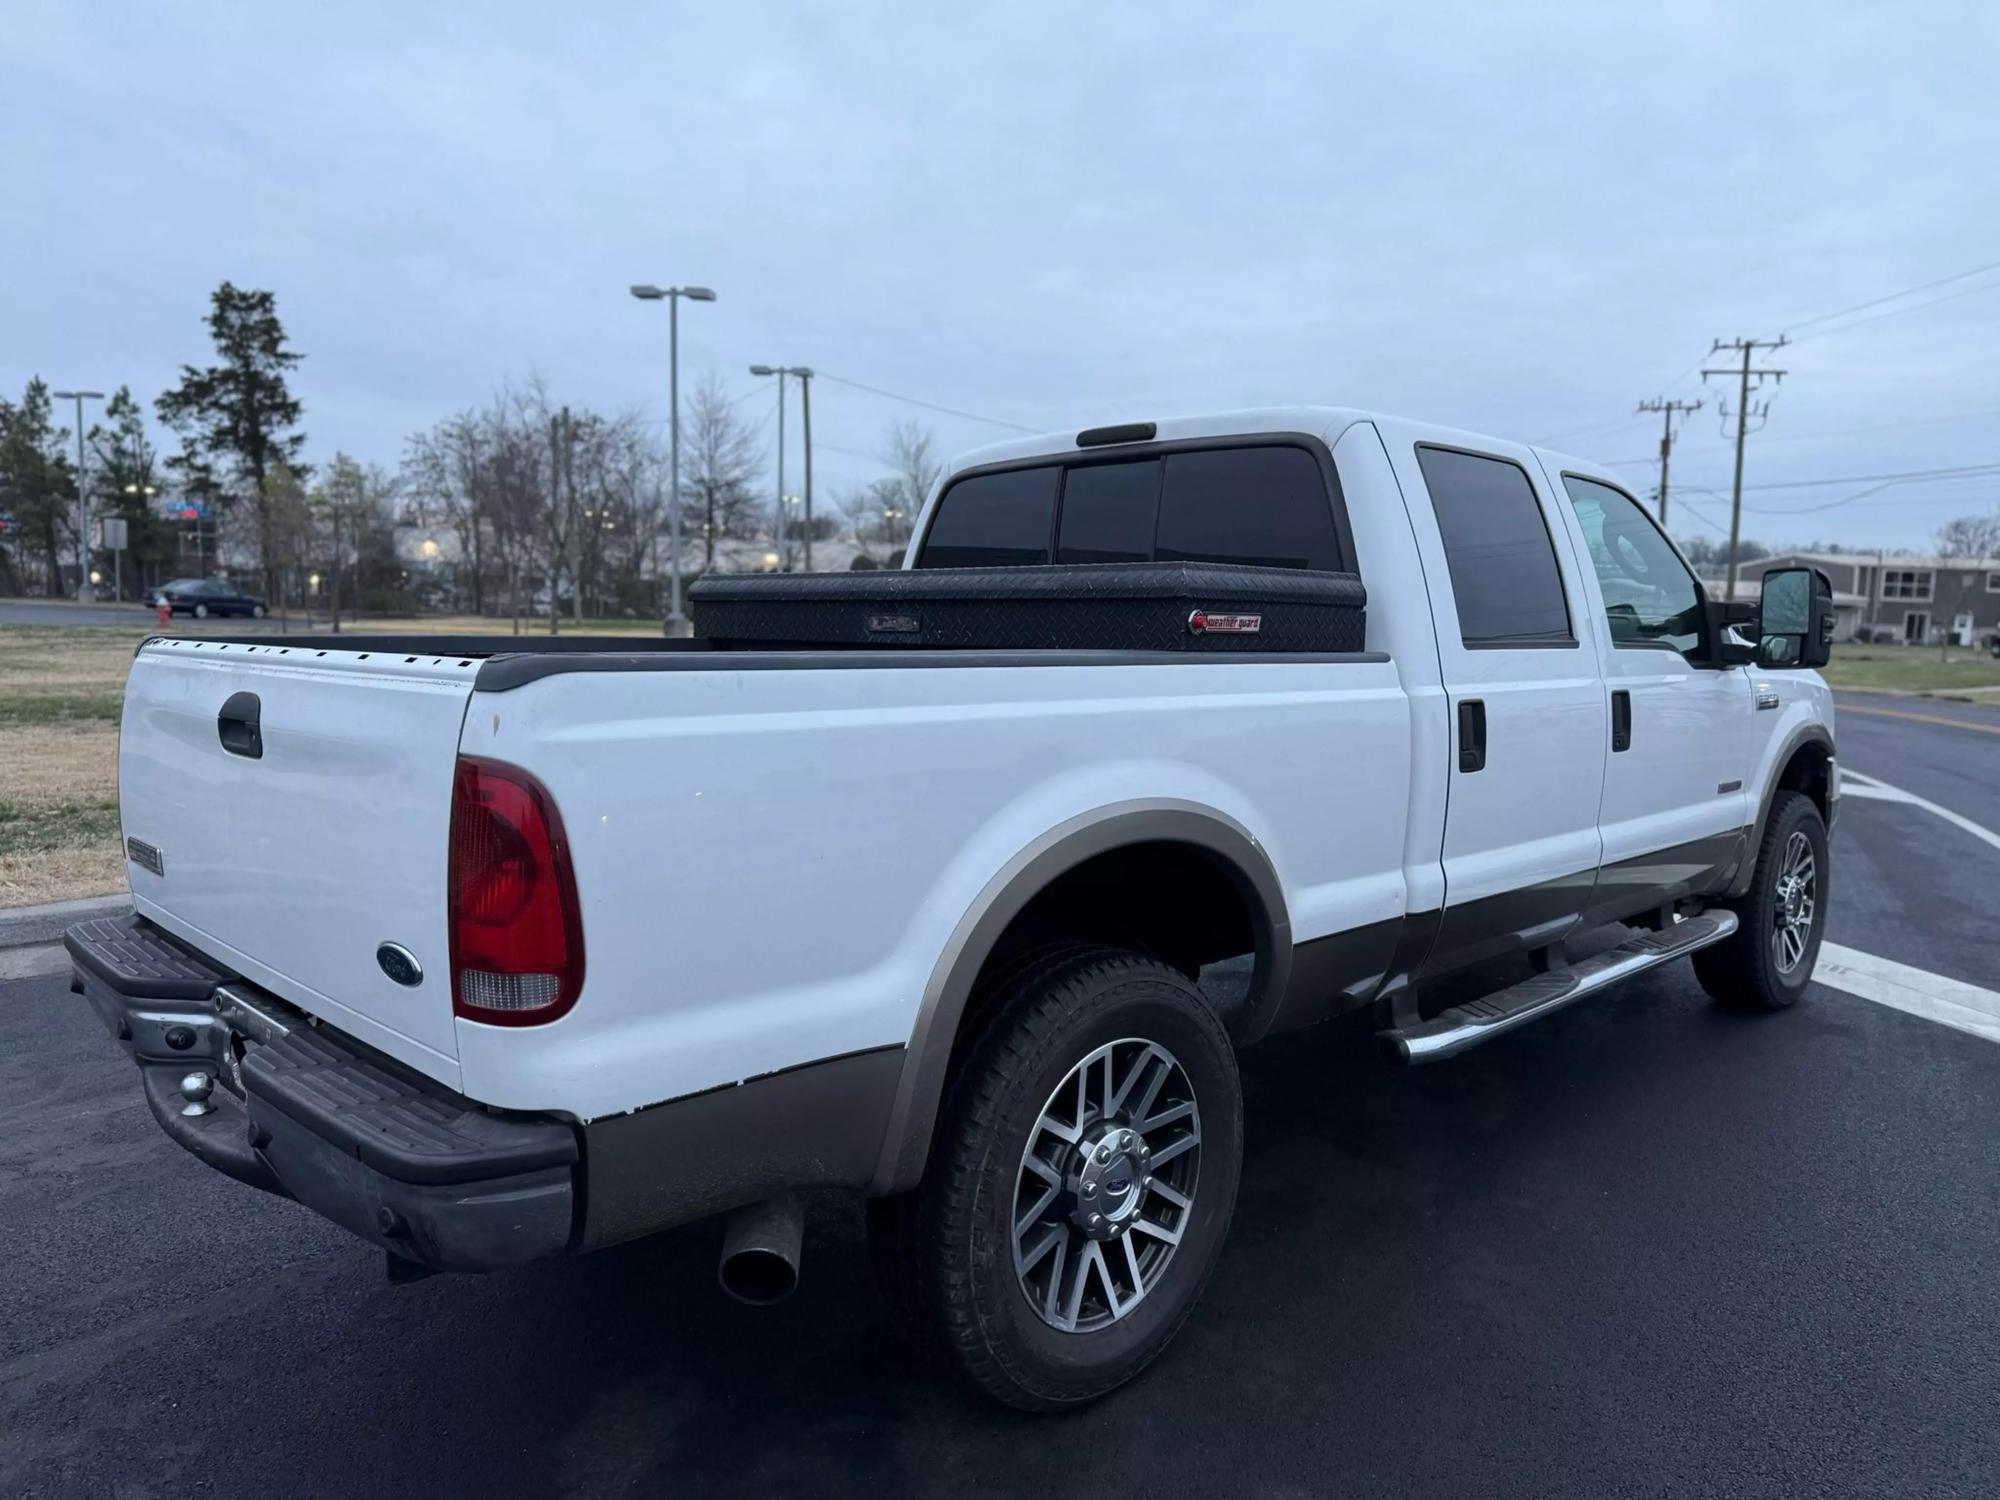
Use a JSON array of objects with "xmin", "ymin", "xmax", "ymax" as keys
[
  {"xmin": 1701, "ymin": 337, "xmax": 1788, "ymax": 601},
  {"xmin": 1635, "ymin": 396, "xmax": 1701, "ymax": 526},
  {"xmin": 52, "ymin": 389, "xmax": 103, "ymax": 599}
]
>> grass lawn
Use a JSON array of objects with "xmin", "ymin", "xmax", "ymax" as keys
[
  {"xmin": 0, "ymin": 614, "xmax": 661, "ymax": 907},
  {"xmin": 1818, "ymin": 643, "xmax": 2000, "ymax": 695},
  {"xmin": 0, "ymin": 628, "xmax": 133, "ymax": 906}
]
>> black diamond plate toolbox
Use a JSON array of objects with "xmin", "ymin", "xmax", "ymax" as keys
[{"xmin": 688, "ymin": 562, "xmax": 1366, "ymax": 653}]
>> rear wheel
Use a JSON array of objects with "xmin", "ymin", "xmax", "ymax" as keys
[
  {"xmin": 251, "ymin": 603, "xmax": 267, "ymax": 619},
  {"xmin": 879, "ymin": 945, "xmax": 1242, "ymax": 1410},
  {"xmin": 1694, "ymin": 791, "xmax": 1828, "ymax": 1011},
  {"xmin": 193, "ymin": 603, "xmax": 209, "ymax": 619}
]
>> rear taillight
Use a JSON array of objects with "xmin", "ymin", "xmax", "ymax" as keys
[{"xmin": 448, "ymin": 756, "xmax": 584, "ymax": 1026}]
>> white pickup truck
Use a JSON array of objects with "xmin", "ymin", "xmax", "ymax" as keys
[{"xmin": 70, "ymin": 408, "xmax": 1838, "ymax": 1410}]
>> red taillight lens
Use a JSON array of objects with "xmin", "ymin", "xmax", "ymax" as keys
[{"xmin": 448, "ymin": 756, "xmax": 584, "ymax": 1025}]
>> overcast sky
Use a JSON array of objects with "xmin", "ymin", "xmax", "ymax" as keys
[{"xmin": 6, "ymin": 1, "xmax": 1998, "ymax": 552}]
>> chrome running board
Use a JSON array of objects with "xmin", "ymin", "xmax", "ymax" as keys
[{"xmin": 1381, "ymin": 909, "xmax": 1740, "ymax": 1065}]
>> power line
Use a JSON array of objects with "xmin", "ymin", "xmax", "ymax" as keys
[
  {"xmin": 815, "ymin": 371, "xmax": 1038, "ymax": 434},
  {"xmin": 1778, "ymin": 256, "xmax": 2000, "ymax": 337},
  {"xmin": 1538, "ymin": 352, "xmax": 1708, "ymax": 448},
  {"xmin": 1728, "ymin": 460, "xmax": 2000, "ymax": 492},
  {"xmin": 1538, "ymin": 411, "xmax": 1655, "ymax": 447},
  {"xmin": 1669, "ymin": 471, "xmax": 2000, "ymax": 516},
  {"xmin": 1787, "ymin": 277, "xmax": 2000, "ymax": 345}
]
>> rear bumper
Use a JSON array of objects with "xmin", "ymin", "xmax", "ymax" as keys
[{"xmin": 67, "ymin": 915, "xmax": 577, "ymax": 1274}]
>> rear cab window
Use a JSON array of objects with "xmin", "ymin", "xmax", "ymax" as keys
[
  {"xmin": 917, "ymin": 441, "xmax": 1347, "ymax": 573},
  {"xmin": 1413, "ymin": 445, "xmax": 1573, "ymax": 647},
  {"xmin": 917, "ymin": 466, "xmax": 1060, "ymax": 568}
]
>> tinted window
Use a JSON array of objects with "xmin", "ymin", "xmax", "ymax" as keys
[
  {"xmin": 1415, "ymin": 446, "xmax": 1571, "ymax": 644},
  {"xmin": 1057, "ymin": 460, "xmax": 1159, "ymax": 564},
  {"xmin": 918, "ymin": 466, "xmax": 1058, "ymax": 568},
  {"xmin": 1155, "ymin": 446, "xmax": 1339, "ymax": 570},
  {"xmin": 1561, "ymin": 475, "xmax": 1703, "ymax": 655}
]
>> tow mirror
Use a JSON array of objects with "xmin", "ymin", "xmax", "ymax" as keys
[{"xmin": 1756, "ymin": 567, "xmax": 1834, "ymax": 670}]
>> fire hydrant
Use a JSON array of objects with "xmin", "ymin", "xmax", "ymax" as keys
[{"xmin": 156, "ymin": 600, "xmax": 171, "ymax": 627}]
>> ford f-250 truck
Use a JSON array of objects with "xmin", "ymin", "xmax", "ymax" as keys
[{"xmin": 69, "ymin": 408, "xmax": 1838, "ymax": 1410}]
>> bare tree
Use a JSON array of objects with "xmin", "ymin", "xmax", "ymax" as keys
[
  {"xmin": 838, "ymin": 475, "xmax": 913, "ymax": 560},
  {"xmin": 398, "ymin": 378, "xmax": 669, "ymax": 622},
  {"xmin": 403, "ymin": 412, "xmax": 491, "ymax": 614},
  {"xmin": 883, "ymin": 420, "xmax": 942, "ymax": 540},
  {"xmin": 1933, "ymin": 510, "xmax": 2000, "ymax": 659},
  {"xmin": 682, "ymin": 374, "xmax": 762, "ymax": 567},
  {"xmin": 312, "ymin": 453, "xmax": 396, "ymax": 630}
]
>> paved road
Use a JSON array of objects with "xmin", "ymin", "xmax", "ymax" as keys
[
  {"xmin": 4, "ymin": 725, "xmax": 1997, "ymax": 1497},
  {"xmin": 0, "ymin": 600, "xmax": 164, "ymax": 628},
  {"xmin": 1836, "ymin": 691, "xmax": 2000, "ymax": 830}
]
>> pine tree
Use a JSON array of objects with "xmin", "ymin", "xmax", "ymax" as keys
[
  {"xmin": 0, "ymin": 378, "xmax": 77, "ymax": 596},
  {"xmin": 155, "ymin": 283, "xmax": 307, "ymax": 601},
  {"xmin": 88, "ymin": 387, "xmax": 175, "ymax": 596}
]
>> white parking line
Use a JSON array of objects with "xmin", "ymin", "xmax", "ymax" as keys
[
  {"xmin": 1814, "ymin": 942, "xmax": 2000, "ymax": 1045},
  {"xmin": 1839, "ymin": 769, "xmax": 2000, "ymax": 855}
]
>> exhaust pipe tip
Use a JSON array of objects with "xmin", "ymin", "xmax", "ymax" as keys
[
  {"xmin": 719, "ymin": 1246, "xmax": 800, "ymax": 1305},
  {"xmin": 718, "ymin": 1193, "xmax": 804, "ymax": 1306}
]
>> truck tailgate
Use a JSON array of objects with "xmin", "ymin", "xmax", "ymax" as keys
[{"xmin": 118, "ymin": 640, "xmax": 483, "ymax": 1082}]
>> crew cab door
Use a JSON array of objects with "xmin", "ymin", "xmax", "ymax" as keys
[
  {"xmin": 1385, "ymin": 433, "xmax": 1609, "ymax": 971},
  {"xmin": 1547, "ymin": 471, "xmax": 1754, "ymax": 916}
]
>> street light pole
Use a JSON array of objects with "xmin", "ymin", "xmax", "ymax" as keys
[
  {"xmin": 53, "ymin": 389, "xmax": 103, "ymax": 599},
  {"xmin": 750, "ymin": 365, "xmax": 814, "ymax": 570},
  {"xmin": 630, "ymin": 284, "xmax": 716, "ymax": 635}
]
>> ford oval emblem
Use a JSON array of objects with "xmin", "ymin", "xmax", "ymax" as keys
[{"xmin": 376, "ymin": 942, "xmax": 424, "ymax": 987}]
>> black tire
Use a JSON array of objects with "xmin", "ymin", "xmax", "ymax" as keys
[
  {"xmin": 881, "ymin": 945, "xmax": 1243, "ymax": 1411},
  {"xmin": 1693, "ymin": 791, "xmax": 1829, "ymax": 1011},
  {"xmin": 251, "ymin": 603, "xmax": 267, "ymax": 618},
  {"xmin": 193, "ymin": 603, "xmax": 209, "ymax": 619}
]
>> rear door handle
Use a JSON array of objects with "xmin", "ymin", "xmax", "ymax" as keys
[
  {"xmin": 1457, "ymin": 698, "xmax": 1486, "ymax": 773},
  {"xmin": 217, "ymin": 691, "xmax": 263, "ymax": 759},
  {"xmin": 1611, "ymin": 690, "xmax": 1632, "ymax": 753}
]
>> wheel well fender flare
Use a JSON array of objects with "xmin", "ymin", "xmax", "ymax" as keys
[
  {"xmin": 867, "ymin": 800, "xmax": 1290, "ymax": 1194},
  {"xmin": 1730, "ymin": 723, "xmax": 1835, "ymax": 898}
]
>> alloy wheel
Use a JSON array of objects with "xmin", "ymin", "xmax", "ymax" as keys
[
  {"xmin": 1770, "ymin": 830, "xmax": 1817, "ymax": 975},
  {"xmin": 1011, "ymin": 1037, "xmax": 1201, "ymax": 1333}
]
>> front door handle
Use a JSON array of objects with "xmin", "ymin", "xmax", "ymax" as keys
[
  {"xmin": 1457, "ymin": 698, "xmax": 1486, "ymax": 773},
  {"xmin": 1611, "ymin": 690, "xmax": 1632, "ymax": 753}
]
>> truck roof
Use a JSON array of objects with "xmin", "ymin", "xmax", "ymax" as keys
[{"xmin": 947, "ymin": 406, "xmax": 1610, "ymax": 482}]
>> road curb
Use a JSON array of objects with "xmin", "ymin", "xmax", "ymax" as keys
[{"xmin": 0, "ymin": 893, "xmax": 129, "ymax": 951}]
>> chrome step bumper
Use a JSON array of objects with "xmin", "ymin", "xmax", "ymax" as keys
[{"xmin": 1382, "ymin": 909, "xmax": 1740, "ymax": 1064}]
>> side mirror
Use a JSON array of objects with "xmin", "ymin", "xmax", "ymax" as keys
[{"xmin": 1757, "ymin": 567, "xmax": 1834, "ymax": 670}]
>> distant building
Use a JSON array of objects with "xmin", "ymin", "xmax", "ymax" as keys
[{"xmin": 1726, "ymin": 551, "xmax": 2000, "ymax": 645}]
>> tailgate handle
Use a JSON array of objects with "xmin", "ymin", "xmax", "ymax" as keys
[{"xmin": 217, "ymin": 691, "xmax": 263, "ymax": 759}]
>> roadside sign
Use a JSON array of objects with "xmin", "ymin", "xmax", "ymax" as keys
[{"xmin": 95, "ymin": 517, "xmax": 129, "ymax": 550}]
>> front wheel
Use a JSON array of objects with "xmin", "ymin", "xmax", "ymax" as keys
[
  {"xmin": 192, "ymin": 603, "xmax": 209, "ymax": 619},
  {"xmin": 881, "ymin": 946, "xmax": 1243, "ymax": 1410},
  {"xmin": 251, "ymin": 603, "xmax": 267, "ymax": 619},
  {"xmin": 1694, "ymin": 791, "xmax": 1829, "ymax": 1011}
]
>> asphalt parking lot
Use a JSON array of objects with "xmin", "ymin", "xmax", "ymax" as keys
[{"xmin": 3, "ymin": 695, "xmax": 1996, "ymax": 1498}]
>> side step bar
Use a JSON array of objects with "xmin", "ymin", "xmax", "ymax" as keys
[{"xmin": 1382, "ymin": 909, "xmax": 1739, "ymax": 1064}]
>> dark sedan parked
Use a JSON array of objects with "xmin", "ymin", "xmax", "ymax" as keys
[{"xmin": 154, "ymin": 578, "xmax": 267, "ymax": 619}]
